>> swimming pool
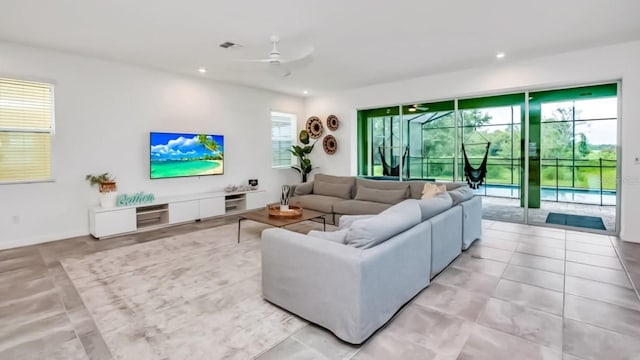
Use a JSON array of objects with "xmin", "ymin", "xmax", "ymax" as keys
[{"xmin": 473, "ymin": 184, "xmax": 616, "ymax": 206}]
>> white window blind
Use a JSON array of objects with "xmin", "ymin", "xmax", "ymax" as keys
[
  {"xmin": 271, "ymin": 111, "xmax": 296, "ymax": 168},
  {"xmin": 0, "ymin": 78, "xmax": 54, "ymax": 183}
]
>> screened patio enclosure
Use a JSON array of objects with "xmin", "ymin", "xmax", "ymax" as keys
[{"xmin": 357, "ymin": 83, "xmax": 619, "ymax": 233}]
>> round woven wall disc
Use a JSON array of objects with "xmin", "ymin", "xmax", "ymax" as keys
[
  {"xmin": 323, "ymin": 135, "xmax": 337, "ymax": 155},
  {"xmin": 326, "ymin": 114, "xmax": 339, "ymax": 131},
  {"xmin": 306, "ymin": 116, "xmax": 323, "ymax": 139}
]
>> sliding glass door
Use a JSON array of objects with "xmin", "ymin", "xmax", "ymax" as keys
[
  {"xmin": 356, "ymin": 82, "xmax": 619, "ymax": 234},
  {"xmin": 458, "ymin": 94, "xmax": 526, "ymax": 224},
  {"xmin": 528, "ymin": 84, "xmax": 618, "ymax": 232}
]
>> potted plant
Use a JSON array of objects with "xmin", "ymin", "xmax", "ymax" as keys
[
  {"xmin": 289, "ymin": 130, "xmax": 316, "ymax": 183},
  {"xmin": 86, "ymin": 173, "xmax": 118, "ymax": 207}
]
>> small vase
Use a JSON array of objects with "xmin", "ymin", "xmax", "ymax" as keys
[{"xmin": 280, "ymin": 204, "xmax": 289, "ymax": 211}]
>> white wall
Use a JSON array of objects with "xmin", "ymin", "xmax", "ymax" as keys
[
  {"xmin": 305, "ymin": 41, "xmax": 640, "ymax": 243},
  {"xmin": 0, "ymin": 41, "xmax": 304, "ymax": 249}
]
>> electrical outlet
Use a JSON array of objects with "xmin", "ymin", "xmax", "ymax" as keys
[
  {"xmin": 635, "ymin": 157, "xmax": 640, "ymax": 165},
  {"xmin": 11, "ymin": 215, "xmax": 19, "ymax": 224}
]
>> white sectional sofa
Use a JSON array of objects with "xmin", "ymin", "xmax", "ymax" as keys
[{"xmin": 261, "ymin": 185, "xmax": 482, "ymax": 344}]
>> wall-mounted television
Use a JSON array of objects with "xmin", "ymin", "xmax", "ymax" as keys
[{"xmin": 150, "ymin": 132, "xmax": 224, "ymax": 179}]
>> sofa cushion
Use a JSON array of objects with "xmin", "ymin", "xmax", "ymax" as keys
[
  {"xmin": 421, "ymin": 182, "xmax": 447, "ymax": 199},
  {"xmin": 333, "ymin": 200, "xmax": 392, "ymax": 215},
  {"xmin": 408, "ymin": 181, "xmax": 429, "ymax": 199},
  {"xmin": 290, "ymin": 194, "xmax": 341, "ymax": 213},
  {"xmin": 337, "ymin": 214, "xmax": 375, "ymax": 230},
  {"xmin": 354, "ymin": 185, "xmax": 408, "ymax": 204},
  {"xmin": 293, "ymin": 181, "xmax": 314, "ymax": 196},
  {"xmin": 417, "ymin": 191, "xmax": 453, "ymax": 221},
  {"xmin": 314, "ymin": 174, "xmax": 356, "ymax": 197},
  {"xmin": 313, "ymin": 181, "xmax": 352, "ymax": 199},
  {"xmin": 308, "ymin": 229, "xmax": 348, "ymax": 244},
  {"xmin": 355, "ymin": 178, "xmax": 411, "ymax": 195},
  {"xmin": 345, "ymin": 200, "xmax": 422, "ymax": 249},
  {"xmin": 448, "ymin": 186, "xmax": 474, "ymax": 206}
]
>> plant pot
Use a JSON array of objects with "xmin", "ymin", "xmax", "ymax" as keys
[
  {"xmin": 99, "ymin": 182, "xmax": 117, "ymax": 193},
  {"xmin": 99, "ymin": 191, "xmax": 118, "ymax": 208}
]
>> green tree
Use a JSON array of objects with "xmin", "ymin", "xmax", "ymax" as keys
[
  {"xmin": 541, "ymin": 107, "xmax": 575, "ymax": 159},
  {"xmin": 577, "ymin": 133, "xmax": 590, "ymax": 158},
  {"xmin": 197, "ymin": 134, "xmax": 223, "ymax": 160}
]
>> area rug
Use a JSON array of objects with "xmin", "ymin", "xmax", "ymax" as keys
[
  {"xmin": 61, "ymin": 220, "xmax": 328, "ymax": 360},
  {"xmin": 545, "ymin": 212, "xmax": 606, "ymax": 230}
]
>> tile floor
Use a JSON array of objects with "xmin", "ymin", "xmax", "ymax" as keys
[
  {"xmin": 481, "ymin": 196, "xmax": 617, "ymax": 232},
  {"xmin": 1, "ymin": 217, "xmax": 640, "ymax": 359}
]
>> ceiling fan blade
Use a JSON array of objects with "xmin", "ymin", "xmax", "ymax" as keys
[
  {"xmin": 280, "ymin": 46, "xmax": 314, "ymax": 68},
  {"xmin": 232, "ymin": 58, "xmax": 273, "ymax": 64},
  {"xmin": 270, "ymin": 62, "xmax": 291, "ymax": 77}
]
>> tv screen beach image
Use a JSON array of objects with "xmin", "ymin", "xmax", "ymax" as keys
[{"xmin": 150, "ymin": 132, "xmax": 224, "ymax": 179}]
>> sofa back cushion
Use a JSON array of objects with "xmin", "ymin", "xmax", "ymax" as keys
[
  {"xmin": 408, "ymin": 181, "xmax": 429, "ymax": 199},
  {"xmin": 313, "ymin": 174, "xmax": 355, "ymax": 199},
  {"xmin": 448, "ymin": 186, "xmax": 474, "ymax": 206},
  {"xmin": 293, "ymin": 181, "xmax": 314, "ymax": 196},
  {"xmin": 355, "ymin": 178, "xmax": 410, "ymax": 194},
  {"xmin": 345, "ymin": 199, "xmax": 422, "ymax": 249},
  {"xmin": 354, "ymin": 185, "xmax": 408, "ymax": 204},
  {"xmin": 313, "ymin": 181, "xmax": 352, "ymax": 199},
  {"xmin": 417, "ymin": 191, "xmax": 453, "ymax": 221}
]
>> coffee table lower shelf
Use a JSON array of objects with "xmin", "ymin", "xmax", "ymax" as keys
[{"xmin": 237, "ymin": 208, "xmax": 327, "ymax": 243}]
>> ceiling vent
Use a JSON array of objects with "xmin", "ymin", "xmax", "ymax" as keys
[{"xmin": 219, "ymin": 41, "xmax": 240, "ymax": 49}]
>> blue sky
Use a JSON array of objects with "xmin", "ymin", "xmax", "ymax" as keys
[{"xmin": 150, "ymin": 132, "xmax": 224, "ymax": 160}]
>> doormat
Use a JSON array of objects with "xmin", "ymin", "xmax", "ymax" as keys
[{"xmin": 545, "ymin": 212, "xmax": 606, "ymax": 230}]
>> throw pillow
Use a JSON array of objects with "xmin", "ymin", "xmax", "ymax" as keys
[
  {"xmin": 313, "ymin": 181, "xmax": 352, "ymax": 199},
  {"xmin": 308, "ymin": 229, "xmax": 348, "ymax": 244},
  {"xmin": 345, "ymin": 199, "xmax": 422, "ymax": 249},
  {"xmin": 293, "ymin": 181, "xmax": 314, "ymax": 196},
  {"xmin": 421, "ymin": 182, "xmax": 446, "ymax": 199},
  {"xmin": 354, "ymin": 185, "xmax": 408, "ymax": 204}
]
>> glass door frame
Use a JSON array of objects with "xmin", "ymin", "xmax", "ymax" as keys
[
  {"xmin": 356, "ymin": 81, "xmax": 621, "ymax": 235},
  {"xmin": 527, "ymin": 82, "xmax": 620, "ymax": 234}
]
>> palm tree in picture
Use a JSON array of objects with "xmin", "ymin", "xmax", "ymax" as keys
[{"xmin": 197, "ymin": 134, "xmax": 224, "ymax": 160}]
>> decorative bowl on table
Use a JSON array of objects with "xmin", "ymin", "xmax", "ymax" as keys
[
  {"xmin": 224, "ymin": 184, "xmax": 238, "ymax": 192},
  {"xmin": 267, "ymin": 204, "xmax": 303, "ymax": 218}
]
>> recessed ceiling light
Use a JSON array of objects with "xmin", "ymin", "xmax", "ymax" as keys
[
  {"xmin": 303, "ymin": 90, "xmax": 309, "ymax": 95},
  {"xmin": 496, "ymin": 52, "xmax": 506, "ymax": 59},
  {"xmin": 198, "ymin": 67, "xmax": 207, "ymax": 73}
]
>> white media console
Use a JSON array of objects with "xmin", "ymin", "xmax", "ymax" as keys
[{"xmin": 89, "ymin": 189, "xmax": 267, "ymax": 239}]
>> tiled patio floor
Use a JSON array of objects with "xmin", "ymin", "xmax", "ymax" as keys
[{"xmin": 481, "ymin": 196, "xmax": 616, "ymax": 232}]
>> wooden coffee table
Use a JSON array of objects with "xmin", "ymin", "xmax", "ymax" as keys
[{"xmin": 237, "ymin": 207, "xmax": 326, "ymax": 243}]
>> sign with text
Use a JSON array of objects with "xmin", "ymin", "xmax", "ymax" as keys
[{"xmin": 117, "ymin": 192, "xmax": 155, "ymax": 207}]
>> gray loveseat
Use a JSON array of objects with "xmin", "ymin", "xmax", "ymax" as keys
[{"xmin": 262, "ymin": 178, "xmax": 482, "ymax": 344}]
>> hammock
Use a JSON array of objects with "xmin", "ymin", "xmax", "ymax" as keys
[
  {"xmin": 462, "ymin": 142, "xmax": 490, "ymax": 189},
  {"xmin": 379, "ymin": 146, "xmax": 409, "ymax": 177}
]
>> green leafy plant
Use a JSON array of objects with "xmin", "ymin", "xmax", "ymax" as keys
[
  {"xmin": 289, "ymin": 130, "xmax": 316, "ymax": 182},
  {"xmin": 196, "ymin": 134, "xmax": 224, "ymax": 160},
  {"xmin": 85, "ymin": 173, "xmax": 117, "ymax": 193}
]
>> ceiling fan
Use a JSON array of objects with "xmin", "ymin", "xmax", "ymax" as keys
[
  {"xmin": 232, "ymin": 35, "xmax": 314, "ymax": 77},
  {"xmin": 408, "ymin": 104, "xmax": 430, "ymax": 112}
]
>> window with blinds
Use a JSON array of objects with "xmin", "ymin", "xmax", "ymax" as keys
[
  {"xmin": 0, "ymin": 78, "xmax": 54, "ymax": 183},
  {"xmin": 271, "ymin": 111, "xmax": 296, "ymax": 168}
]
